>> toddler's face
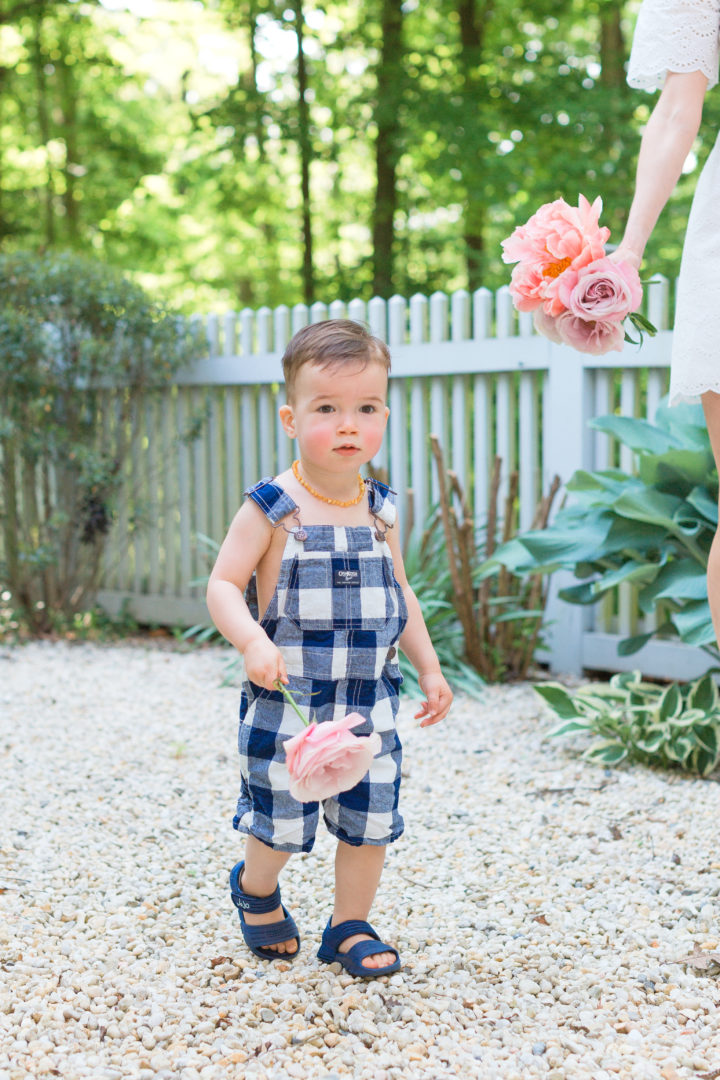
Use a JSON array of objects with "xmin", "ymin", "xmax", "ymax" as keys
[{"xmin": 281, "ymin": 359, "xmax": 389, "ymax": 471}]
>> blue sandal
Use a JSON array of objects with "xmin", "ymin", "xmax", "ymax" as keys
[
  {"xmin": 317, "ymin": 918, "xmax": 401, "ymax": 978},
  {"xmin": 229, "ymin": 861, "xmax": 300, "ymax": 962}
]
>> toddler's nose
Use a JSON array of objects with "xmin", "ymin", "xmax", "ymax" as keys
[{"xmin": 337, "ymin": 412, "xmax": 358, "ymax": 432}]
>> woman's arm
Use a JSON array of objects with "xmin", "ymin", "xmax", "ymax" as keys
[{"xmin": 614, "ymin": 70, "xmax": 708, "ymax": 266}]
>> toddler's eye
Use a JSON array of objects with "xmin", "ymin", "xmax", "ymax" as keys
[
  {"xmin": 360, "ymin": 404, "xmax": 377, "ymax": 413},
  {"xmin": 317, "ymin": 404, "xmax": 334, "ymax": 413}
]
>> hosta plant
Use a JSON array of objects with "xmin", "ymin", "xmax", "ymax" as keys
[
  {"xmin": 479, "ymin": 399, "xmax": 717, "ymax": 659},
  {"xmin": 537, "ymin": 670, "xmax": 720, "ymax": 776}
]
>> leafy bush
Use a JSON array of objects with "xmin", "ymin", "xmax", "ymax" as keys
[
  {"xmin": 0, "ymin": 250, "xmax": 199, "ymax": 633},
  {"xmin": 537, "ymin": 670, "xmax": 720, "ymax": 776},
  {"xmin": 480, "ymin": 400, "xmax": 717, "ymax": 659}
]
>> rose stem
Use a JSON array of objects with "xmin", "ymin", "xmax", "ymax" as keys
[{"xmin": 273, "ymin": 678, "xmax": 310, "ymax": 727}]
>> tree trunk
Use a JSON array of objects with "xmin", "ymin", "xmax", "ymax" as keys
[
  {"xmin": 291, "ymin": 0, "xmax": 314, "ymax": 305},
  {"xmin": 58, "ymin": 46, "xmax": 79, "ymax": 244},
  {"xmin": 371, "ymin": 0, "xmax": 403, "ymax": 299},
  {"xmin": 457, "ymin": 0, "xmax": 493, "ymax": 293},
  {"xmin": 247, "ymin": 0, "xmax": 265, "ymax": 160},
  {"xmin": 32, "ymin": 11, "xmax": 55, "ymax": 245},
  {"xmin": 599, "ymin": 4, "xmax": 626, "ymax": 89}
]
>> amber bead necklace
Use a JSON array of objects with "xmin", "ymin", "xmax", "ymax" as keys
[{"xmin": 291, "ymin": 459, "xmax": 366, "ymax": 507}]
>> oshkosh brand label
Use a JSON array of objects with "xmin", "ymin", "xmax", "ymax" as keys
[{"xmin": 333, "ymin": 567, "xmax": 361, "ymax": 587}]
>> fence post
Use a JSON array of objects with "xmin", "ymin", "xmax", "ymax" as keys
[{"xmin": 542, "ymin": 343, "xmax": 594, "ymax": 676}]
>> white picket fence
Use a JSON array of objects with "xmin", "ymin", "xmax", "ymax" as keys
[{"xmin": 96, "ymin": 279, "xmax": 713, "ymax": 679}]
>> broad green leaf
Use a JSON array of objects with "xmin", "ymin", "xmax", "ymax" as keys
[
  {"xmin": 689, "ymin": 674, "xmax": 718, "ymax": 712},
  {"xmin": 589, "ymin": 560, "xmax": 659, "ymax": 596},
  {"xmin": 589, "ymin": 414, "xmax": 682, "ymax": 455},
  {"xmin": 610, "ymin": 670, "xmax": 644, "ymax": 690},
  {"xmin": 638, "ymin": 448, "xmax": 713, "ymax": 492},
  {"xmin": 585, "ymin": 742, "xmax": 628, "ymax": 765},
  {"xmin": 690, "ymin": 746, "xmax": 719, "ymax": 777},
  {"xmin": 671, "ymin": 600, "xmax": 715, "ymax": 647},
  {"xmin": 614, "ymin": 488, "xmax": 685, "ymax": 531},
  {"xmin": 686, "ymin": 485, "xmax": 718, "ymax": 526},
  {"xmin": 658, "ymin": 683, "xmax": 682, "ymax": 721},
  {"xmin": 558, "ymin": 581, "xmax": 597, "ymax": 605},
  {"xmin": 636, "ymin": 733, "xmax": 666, "ymax": 754},
  {"xmin": 617, "ymin": 630, "xmax": 655, "ymax": 656},
  {"xmin": 518, "ymin": 514, "xmax": 614, "ymax": 568},
  {"xmin": 602, "ymin": 514, "xmax": 671, "ymax": 556},
  {"xmin": 549, "ymin": 719, "xmax": 594, "ymax": 737},
  {"xmin": 534, "ymin": 683, "xmax": 580, "ymax": 719},
  {"xmin": 654, "ymin": 400, "xmax": 710, "ymax": 451},
  {"xmin": 566, "ymin": 468, "xmax": 632, "ymax": 495},
  {"xmin": 692, "ymin": 723, "xmax": 719, "ymax": 757},
  {"xmin": 638, "ymin": 559, "xmax": 707, "ymax": 611}
]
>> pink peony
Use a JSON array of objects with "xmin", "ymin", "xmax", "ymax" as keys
[
  {"xmin": 555, "ymin": 312, "xmax": 625, "ymax": 355},
  {"xmin": 533, "ymin": 307, "xmax": 564, "ymax": 344},
  {"xmin": 501, "ymin": 195, "xmax": 610, "ymax": 312},
  {"xmin": 284, "ymin": 713, "xmax": 381, "ymax": 803},
  {"xmin": 509, "ymin": 262, "xmax": 548, "ymax": 313},
  {"xmin": 558, "ymin": 258, "xmax": 643, "ymax": 323}
]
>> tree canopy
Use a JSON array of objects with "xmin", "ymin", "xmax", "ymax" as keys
[{"xmin": 1, "ymin": 0, "xmax": 716, "ymax": 311}]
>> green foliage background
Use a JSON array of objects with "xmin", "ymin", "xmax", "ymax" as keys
[{"xmin": 2, "ymin": 0, "xmax": 714, "ymax": 310}]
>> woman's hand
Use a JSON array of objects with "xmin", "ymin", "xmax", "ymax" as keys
[
  {"xmin": 608, "ymin": 246, "xmax": 642, "ymax": 271},
  {"xmin": 414, "ymin": 671, "xmax": 453, "ymax": 727}
]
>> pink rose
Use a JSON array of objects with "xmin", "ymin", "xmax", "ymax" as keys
[
  {"xmin": 556, "ymin": 312, "xmax": 625, "ymax": 355},
  {"xmin": 558, "ymin": 258, "xmax": 643, "ymax": 323},
  {"xmin": 284, "ymin": 713, "xmax": 381, "ymax": 803},
  {"xmin": 533, "ymin": 307, "xmax": 564, "ymax": 344}
]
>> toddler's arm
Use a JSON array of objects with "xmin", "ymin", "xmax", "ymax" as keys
[
  {"xmin": 206, "ymin": 501, "xmax": 288, "ymax": 690},
  {"xmin": 613, "ymin": 70, "xmax": 707, "ymax": 266},
  {"xmin": 385, "ymin": 526, "xmax": 453, "ymax": 726}
]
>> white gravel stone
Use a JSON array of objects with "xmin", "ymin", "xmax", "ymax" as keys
[{"xmin": 3, "ymin": 641, "xmax": 720, "ymax": 1079}]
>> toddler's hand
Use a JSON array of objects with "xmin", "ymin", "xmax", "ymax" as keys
[
  {"xmin": 244, "ymin": 634, "xmax": 288, "ymax": 691},
  {"xmin": 414, "ymin": 672, "xmax": 453, "ymax": 727}
]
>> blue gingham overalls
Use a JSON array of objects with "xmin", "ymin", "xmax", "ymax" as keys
[{"xmin": 233, "ymin": 476, "xmax": 408, "ymax": 853}]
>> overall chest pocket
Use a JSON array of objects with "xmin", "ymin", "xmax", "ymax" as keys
[{"xmin": 283, "ymin": 552, "xmax": 400, "ymax": 631}]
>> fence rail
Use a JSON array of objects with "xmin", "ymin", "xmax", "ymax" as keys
[{"xmin": 69, "ymin": 279, "xmax": 708, "ymax": 678}]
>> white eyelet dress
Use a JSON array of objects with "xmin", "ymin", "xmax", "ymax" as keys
[{"xmin": 627, "ymin": 0, "xmax": 720, "ymax": 404}]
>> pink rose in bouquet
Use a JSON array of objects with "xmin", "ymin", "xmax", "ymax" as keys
[
  {"xmin": 532, "ymin": 307, "xmax": 564, "ymax": 344},
  {"xmin": 275, "ymin": 680, "xmax": 380, "ymax": 803},
  {"xmin": 558, "ymin": 258, "xmax": 643, "ymax": 324},
  {"xmin": 555, "ymin": 312, "xmax": 625, "ymax": 355},
  {"xmin": 502, "ymin": 195, "xmax": 610, "ymax": 313}
]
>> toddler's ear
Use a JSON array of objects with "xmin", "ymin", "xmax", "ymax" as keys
[{"xmin": 279, "ymin": 404, "xmax": 296, "ymax": 438}]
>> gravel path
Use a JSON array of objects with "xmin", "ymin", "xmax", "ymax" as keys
[{"xmin": 2, "ymin": 642, "xmax": 720, "ymax": 1080}]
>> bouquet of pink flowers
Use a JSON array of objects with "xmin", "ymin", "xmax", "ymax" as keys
[
  {"xmin": 275, "ymin": 680, "xmax": 381, "ymax": 803},
  {"xmin": 501, "ymin": 195, "xmax": 655, "ymax": 355}
]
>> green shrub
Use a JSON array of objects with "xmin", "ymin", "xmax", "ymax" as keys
[
  {"xmin": 480, "ymin": 400, "xmax": 717, "ymax": 660},
  {"xmin": 537, "ymin": 670, "xmax": 720, "ymax": 776},
  {"xmin": 0, "ymin": 250, "xmax": 199, "ymax": 633}
]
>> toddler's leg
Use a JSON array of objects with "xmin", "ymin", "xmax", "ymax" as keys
[
  {"xmin": 332, "ymin": 841, "xmax": 395, "ymax": 971},
  {"xmin": 240, "ymin": 835, "xmax": 297, "ymax": 955}
]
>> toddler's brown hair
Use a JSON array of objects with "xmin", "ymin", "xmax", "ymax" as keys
[{"xmin": 282, "ymin": 319, "xmax": 390, "ymax": 401}]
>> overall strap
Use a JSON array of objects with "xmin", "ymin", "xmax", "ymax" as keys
[
  {"xmin": 244, "ymin": 477, "xmax": 299, "ymax": 525},
  {"xmin": 366, "ymin": 477, "xmax": 397, "ymax": 528}
]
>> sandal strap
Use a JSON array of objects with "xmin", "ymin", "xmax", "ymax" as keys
[
  {"xmin": 229, "ymin": 861, "xmax": 282, "ymax": 914},
  {"xmin": 322, "ymin": 918, "xmax": 378, "ymax": 951},
  {"xmin": 345, "ymin": 938, "xmax": 400, "ymax": 966},
  {"xmin": 240, "ymin": 908, "xmax": 299, "ymax": 949}
]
